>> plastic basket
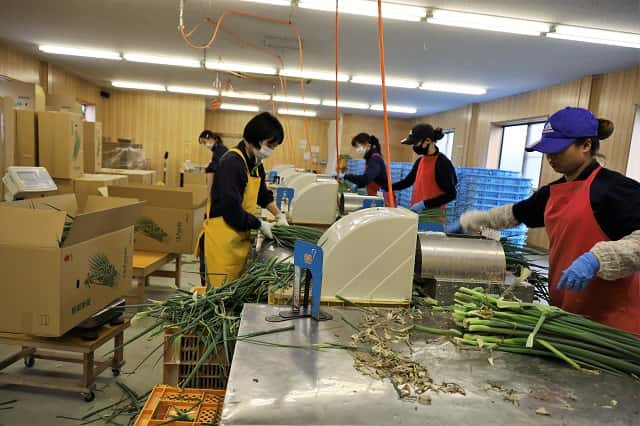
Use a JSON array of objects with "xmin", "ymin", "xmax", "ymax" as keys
[{"xmin": 134, "ymin": 385, "xmax": 225, "ymax": 426}]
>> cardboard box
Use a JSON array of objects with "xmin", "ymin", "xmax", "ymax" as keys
[
  {"xmin": 38, "ymin": 111, "xmax": 84, "ymax": 179},
  {"xmin": 0, "ymin": 96, "xmax": 16, "ymax": 200},
  {"xmin": 74, "ymin": 173, "xmax": 128, "ymax": 209},
  {"xmin": 182, "ymin": 171, "xmax": 207, "ymax": 186},
  {"xmin": 83, "ymin": 122, "xmax": 102, "ymax": 173},
  {"xmin": 100, "ymin": 168, "xmax": 156, "ymax": 185},
  {"xmin": 108, "ymin": 184, "xmax": 207, "ymax": 254},
  {"xmin": 15, "ymin": 109, "xmax": 37, "ymax": 166},
  {"xmin": 0, "ymin": 80, "xmax": 45, "ymax": 111},
  {"xmin": 53, "ymin": 178, "xmax": 75, "ymax": 195},
  {"xmin": 0, "ymin": 194, "xmax": 143, "ymax": 337},
  {"xmin": 46, "ymin": 94, "xmax": 82, "ymax": 114}
]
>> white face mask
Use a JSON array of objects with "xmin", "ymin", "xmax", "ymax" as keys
[
  {"xmin": 355, "ymin": 146, "xmax": 367, "ymax": 156},
  {"xmin": 205, "ymin": 142, "xmax": 214, "ymax": 150},
  {"xmin": 255, "ymin": 145, "xmax": 274, "ymax": 160}
]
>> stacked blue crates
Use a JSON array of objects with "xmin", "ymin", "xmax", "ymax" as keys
[{"xmin": 453, "ymin": 167, "xmax": 533, "ymax": 246}]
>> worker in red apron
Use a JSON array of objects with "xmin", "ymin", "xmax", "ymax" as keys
[
  {"xmin": 393, "ymin": 124, "xmax": 458, "ymax": 221},
  {"xmin": 201, "ymin": 112, "xmax": 289, "ymax": 287},
  {"xmin": 343, "ymin": 133, "xmax": 389, "ymax": 197},
  {"xmin": 448, "ymin": 107, "xmax": 640, "ymax": 333}
]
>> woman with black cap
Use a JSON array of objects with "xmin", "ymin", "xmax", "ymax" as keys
[
  {"xmin": 342, "ymin": 133, "xmax": 388, "ymax": 196},
  {"xmin": 392, "ymin": 123, "xmax": 458, "ymax": 218},
  {"xmin": 447, "ymin": 107, "xmax": 640, "ymax": 333},
  {"xmin": 202, "ymin": 112, "xmax": 289, "ymax": 287}
]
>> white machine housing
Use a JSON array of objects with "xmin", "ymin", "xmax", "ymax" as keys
[
  {"xmin": 317, "ymin": 207, "xmax": 418, "ymax": 304},
  {"xmin": 285, "ymin": 172, "xmax": 321, "ymax": 195},
  {"xmin": 2, "ymin": 166, "xmax": 57, "ymax": 201},
  {"xmin": 278, "ymin": 168, "xmax": 301, "ymax": 184},
  {"xmin": 288, "ymin": 179, "xmax": 339, "ymax": 225}
]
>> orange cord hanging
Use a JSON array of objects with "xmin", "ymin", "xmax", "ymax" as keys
[
  {"xmin": 335, "ymin": 0, "xmax": 340, "ymax": 174},
  {"xmin": 376, "ymin": 0, "xmax": 396, "ymax": 208}
]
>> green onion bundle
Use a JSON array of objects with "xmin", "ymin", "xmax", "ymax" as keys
[
  {"xmin": 501, "ymin": 239, "xmax": 550, "ymax": 302},
  {"xmin": 453, "ymin": 287, "xmax": 640, "ymax": 377},
  {"xmin": 271, "ymin": 225, "xmax": 325, "ymax": 249}
]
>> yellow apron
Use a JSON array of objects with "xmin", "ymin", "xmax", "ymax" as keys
[{"xmin": 202, "ymin": 148, "xmax": 261, "ymax": 287}]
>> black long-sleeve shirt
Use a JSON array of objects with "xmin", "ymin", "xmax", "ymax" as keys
[
  {"xmin": 209, "ymin": 141, "xmax": 274, "ymax": 232},
  {"xmin": 392, "ymin": 149, "xmax": 458, "ymax": 208},
  {"xmin": 344, "ymin": 151, "xmax": 389, "ymax": 189},
  {"xmin": 204, "ymin": 143, "xmax": 228, "ymax": 173},
  {"xmin": 512, "ymin": 161, "xmax": 640, "ymax": 241}
]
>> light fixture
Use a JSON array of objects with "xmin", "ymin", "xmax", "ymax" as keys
[
  {"xmin": 167, "ymin": 86, "xmax": 218, "ymax": 96},
  {"xmin": 237, "ymin": 0, "xmax": 290, "ymax": 6},
  {"xmin": 39, "ymin": 44, "xmax": 121, "ymax": 60},
  {"xmin": 205, "ymin": 60, "xmax": 277, "ymax": 75},
  {"xmin": 279, "ymin": 68, "xmax": 350, "ymax": 82},
  {"xmin": 298, "ymin": 0, "xmax": 426, "ymax": 22},
  {"xmin": 221, "ymin": 91, "xmax": 271, "ymax": 101},
  {"xmin": 321, "ymin": 99, "xmax": 370, "ymax": 109},
  {"xmin": 420, "ymin": 82, "xmax": 487, "ymax": 95},
  {"xmin": 370, "ymin": 104, "xmax": 417, "ymax": 114},
  {"xmin": 351, "ymin": 75, "xmax": 419, "ymax": 89},
  {"xmin": 547, "ymin": 25, "xmax": 640, "ymax": 49},
  {"xmin": 427, "ymin": 9, "xmax": 550, "ymax": 36},
  {"xmin": 112, "ymin": 81, "xmax": 166, "ymax": 91},
  {"xmin": 278, "ymin": 108, "xmax": 317, "ymax": 117},
  {"xmin": 124, "ymin": 53, "xmax": 201, "ymax": 68},
  {"xmin": 272, "ymin": 95, "xmax": 321, "ymax": 105},
  {"xmin": 219, "ymin": 103, "xmax": 260, "ymax": 112}
]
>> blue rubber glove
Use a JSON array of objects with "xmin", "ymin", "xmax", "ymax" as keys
[
  {"xmin": 444, "ymin": 219, "xmax": 463, "ymax": 234},
  {"xmin": 410, "ymin": 202, "xmax": 425, "ymax": 214},
  {"xmin": 556, "ymin": 252, "xmax": 600, "ymax": 291}
]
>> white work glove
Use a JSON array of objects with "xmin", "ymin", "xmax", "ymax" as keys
[
  {"xmin": 277, "ymin": 212, "xmax": 289, "ymax": 226},
  {"xmin": 260, "ymin": 220, "xmax": 274, "ymax": 239},
  {"xmin": 460, "ymin": 205, "xmax": 519, "ymax": 233}
]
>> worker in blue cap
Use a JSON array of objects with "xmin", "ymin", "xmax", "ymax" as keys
[{"xmin": 446, "ymin": 107, "xmax": 640, "ymax": 333}]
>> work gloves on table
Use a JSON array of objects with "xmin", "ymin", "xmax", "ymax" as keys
[
  {"xmin": 410, "ymin": 202, "xmax": 425, "ymax": 214},
  {"xmin": 557, "ymin": 252, "xmax": 600, "ymax": 291}
]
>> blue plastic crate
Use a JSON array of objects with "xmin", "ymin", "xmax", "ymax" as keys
[{"xmin": 419, "ymin": 222, "xmax": 445, "ymax": 232}]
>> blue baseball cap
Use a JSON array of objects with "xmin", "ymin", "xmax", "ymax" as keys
[{"xmin": 526, "ymin": 107, "xmax": 598, "ymax": 154}]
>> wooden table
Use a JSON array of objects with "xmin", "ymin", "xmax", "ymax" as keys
[
  {"xmin": 0, "ymin": 320, "xmax": 129, "ymax": 401},
  {"xmin": 130, "ymin": 251, "xmax": 182, "ymax": 304}
]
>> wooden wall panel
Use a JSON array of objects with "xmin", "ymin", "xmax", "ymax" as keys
[
  {"xmin": 340, "ymin": 114, "xmax": 414, "ymax": 163},
  {"xmin": 101, "ymin": 90, "xmax": 205, "ymax": 186},
  {"xmin": 205, "ymin": 110, "xmax": 330, "ymax": 172},
  {"xmin": 0, "ymin": 42, "xmax": 40, "ymax": 84},
  {"xmin": 47, "ymin": 64, "xmax": 104, "ymax": 120},
  {"xmin": 414, "ymin": 105, "xmax": 473, "ymax": 165}
]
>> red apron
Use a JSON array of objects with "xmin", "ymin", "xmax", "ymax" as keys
[
  {"xmin": 365, "ymin": 153, "xmax": 383, "ymax": 196},
  {"xmin": 411, "ymin": 154, "xmax": 446, "ymax": 222},
  {"xmin": 545, "ymin": 166, "xmax": 640, "ymax": 333}
]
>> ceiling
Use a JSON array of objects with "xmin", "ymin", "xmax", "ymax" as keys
[{"xmin": 1, "ymin": 0, "xmax": 639, "ymax": 117}]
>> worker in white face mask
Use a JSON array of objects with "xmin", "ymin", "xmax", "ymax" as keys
[
  {"xmin": 343, "ymin": 133, "xmax": 389, "ymax": 197},
  {"xmin": 202, "ymin": 112, "xmax": 289, "ymax": 287}
]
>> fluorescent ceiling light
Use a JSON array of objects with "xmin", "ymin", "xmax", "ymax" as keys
[
  {"xmin": 278, "ymin": 108, "xmax": 317, "ymax": 117},
  {"xmin": 112, "ymin": 81, "xmax": 166, "ymax": 91},
  {"xmin": 221, "ymin": 91, "xmax": 271, "ymax": 101},
  {"xmin": 219, "ymin": 103, "xmax": 260, "ymax": 112},
  {"xmin": 298, "ymin": 0, "xmax": 426, "ymax": 22},
  {"xmin": 167, "ymin": 86, "xmax": 218, "ymax": 96},
  {"xmin": 273, "ymin": 95, "xmax": 321, "ymax": 105},
  {"xmin": 420, "ymin": 82, "xmax": 487, "ymax": 95},
  {"xmin": 280, "ymin": 68, "xmax": 349, "ymax": 82},
  {"xmin": 547, "ymin": 25, "xmax": 640, "ymax": 49},
  {"xmin": 39, "ymin": 44, "xmax": 121, "ymax": 60},
  {"xmin": 205, "ymin": 60, "xmax": 277, "ymax": 75},
  {"xmin": 237, "ymin": 0, "xmax": 290, "ymax": 6},
  {"xmin": 124, "ymin": 53, "xmax": 200, "ymax": 68},
  {"xmin": 351, "ymin": 75, "xmax": 419, "ymax": 89},
  {"xmin": 371, "ymin": 104, "xmax": 417, "ymax": 114},
  {"xmin": 321, "ymin": 99, "xmax": 370, "ymax": 109},
  {"xmin": 428, "ymin": 10, "xmax": 550, "ymax": 36}
]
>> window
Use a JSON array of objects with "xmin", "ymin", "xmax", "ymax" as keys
[
  {"xmin": 437, "ymin": 130, "xmax": 454, "ymax": 160},
  {"xmin": 82, "ymin": 103, "xmax": 96, "ymax": 122},
  {"xmin": 626, "ymin": 105, "xmax": 640, "ymax": 182},
  {"xmin": 499, "ymin": 122, "xmax": 545, "ymax": 188}
]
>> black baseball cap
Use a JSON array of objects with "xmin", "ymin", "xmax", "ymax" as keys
[{"xmin": 401, "ymin": 124, "xmax": 436, "ymax": 145}]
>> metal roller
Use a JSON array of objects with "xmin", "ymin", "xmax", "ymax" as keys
[
  {"xmin": 339, "ymin": 192, "xmax": 384, "ymax": 215},
  {"xmin": 256, "ymin": 240, "xmax": 294, "ymax": 264},
  {"xmin": 415, "ymin": 232, "xmax": 506, "ymax": 283}
]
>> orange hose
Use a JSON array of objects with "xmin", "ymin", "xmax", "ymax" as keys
[
  {"xmin": 335, "ymin": 0, "xmax": 340, "ymax": 174},
  {"xmin": 376, "ymin": 0, "xmax": 395, "ymax": 207}
]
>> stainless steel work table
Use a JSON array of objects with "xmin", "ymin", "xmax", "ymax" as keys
[{"xmin": 221, "ymin": 304, "xmax": 639, "ymax": 426}]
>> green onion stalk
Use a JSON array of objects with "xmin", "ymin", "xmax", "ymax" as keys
[
  {"xmin": 452, "ymin": 287, "xmax": 640, "ymax": 377},
  {"xmin": 271, "ymin": 225, "xmax": 325, "ymax": 249},
  {"xmin": 501, "ymin": 239, "xmax": 550, "ymax": 302}
]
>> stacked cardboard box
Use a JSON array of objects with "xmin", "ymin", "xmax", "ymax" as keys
[
  {"xmin": 38, "ymin": 111, "xmax": 84, "ymax": 179},
  {"xmin": 73, "ymin": 173, "xmax": 129, "ymax": 209},
  {"xmin": 83, "ymin": 122, "xmax": 102, "ymax": 173},
  {"xmin": 100, "ymin": 168, "xmax": 156, "ymax": 185},
  {"xmin": 0, "ymin": 194, "xmax": 143, "ymax": 336}
]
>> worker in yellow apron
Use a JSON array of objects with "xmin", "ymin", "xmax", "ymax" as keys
[{"xmin": 199, "ymin": 112, "xmax": 289, "ymax": 287}]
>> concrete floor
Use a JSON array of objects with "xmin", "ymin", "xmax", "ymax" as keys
[{"xmin": 0, "ymin": 256, "xmax": 203, "ymax": 426}]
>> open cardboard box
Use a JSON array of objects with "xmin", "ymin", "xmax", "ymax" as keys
[
  {"xmin": 74, "ymin": 173, "xmax": 128, "ymax": 209},
  {"xmin": 100, "ymin": 168, "xmax": 157, "ymax": 185},
  {"xmin": 108, "ymin": 184, "xmax": 207, "ymax": 254},
  {"xmin": 0, "ymin": 194, "xmax": 143, "ymax": 337}
]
